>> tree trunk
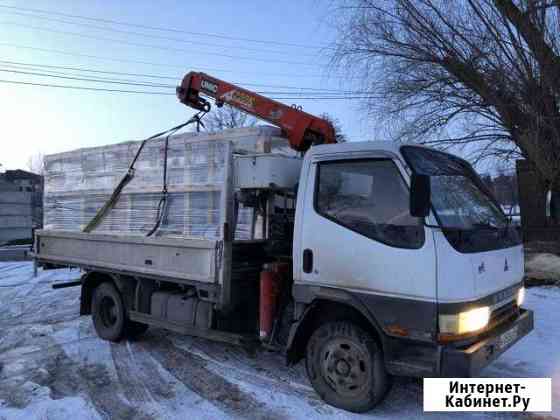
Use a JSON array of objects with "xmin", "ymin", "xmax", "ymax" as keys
[{"xmin": 550, "ymin": 184, "xmax": 560, "ymax": 225}]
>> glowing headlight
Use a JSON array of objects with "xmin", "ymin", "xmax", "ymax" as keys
[
  {"xmin": 517, "ymin": 287, "xmax": 525, "ymax": 307},
  {"xmin": 439, "ymin": 306, "xmax": 490, "ymax": 335}
]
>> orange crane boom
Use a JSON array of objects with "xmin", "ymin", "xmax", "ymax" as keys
[{"xmin": 176, "ymin": 71, "xmax": 336, "ymax": 152}]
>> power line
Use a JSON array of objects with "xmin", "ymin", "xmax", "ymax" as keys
[
  {"xmin": 0, "ymin": 68, "xmax": 175, "ymax": 88},
  {"xmin": 0, "ymin": 59, "xmax": 180, "ymax": 80},
  {"xmin": 2, "ymin": 21, "xmax": 319, "ymax": 67},
  {"xmin": 0, "ymin": 9, "xmax": 316, "ymax": 57},
  {"xmin": 0, "ymin": 42, "xmax": 330, "ymax": 78},
  {"xmin": 0, "ymin": 78, "xmax": 373, "ymax": 100},
  {"xmin": 0, "ymin": 63, "xmax": 173, "ymax": 86},
  {"xmin": 0, "ymin": 67, "xmax": 370, "ymax": 97},
  {"xmin": 0, "ymin": 59, "xmax": 365, "ymax": 93},
  {"xmin": 0, "ymin": 79, "xmax": 175, "ymax": 95},
  {"xmin": 0, "ymin": 4, "xmax": 332, "ymax": 50}
]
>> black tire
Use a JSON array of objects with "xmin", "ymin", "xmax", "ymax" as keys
[
  {"xmin": 92, "ymin": 282, "xmax": 126, "ymax": 342},
  {"xmin": 305, "ymin": 321, "xmax": 389, "ymax": 413},
  {"xmin": 126, "ymin": 321, "xmax": 149, "ymax": 338}
]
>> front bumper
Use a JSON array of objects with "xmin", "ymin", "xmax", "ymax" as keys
[{"xmin": 439, "ymin": 309, "xmax": 533, "ymax": 377}]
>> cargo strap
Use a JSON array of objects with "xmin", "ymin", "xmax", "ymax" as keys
[
  {"xmin": 83, "ymin": 113, "xmax": 206, "ymax": 234},
  {"xmin": 145, "ymin": 129, "xmax": 175, "ymax": 237}
]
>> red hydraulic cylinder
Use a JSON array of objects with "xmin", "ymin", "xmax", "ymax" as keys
[{"xmin": 259, "ymin": 264, "xmax": 282, "ymax": 340}]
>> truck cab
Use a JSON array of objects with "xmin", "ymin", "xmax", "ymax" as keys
[{"xmin": 285, "ymin": 141, "xmax": 532, "ymax": 411}]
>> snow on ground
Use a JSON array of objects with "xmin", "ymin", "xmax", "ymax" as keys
[
  {"xmin": 526, "ymin": 253, "xmax": 560, "ymax": 283},
  {"xmin": 0, "ymin": 261, "xmax": 558, "ymax": 419}
]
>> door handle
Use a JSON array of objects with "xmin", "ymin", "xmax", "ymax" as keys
[{"xmin": 303, "ymin": 249, "xmax": 313, "ymax": 273}]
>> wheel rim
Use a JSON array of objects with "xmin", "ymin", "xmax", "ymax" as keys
[
  {"xmin": 319, "ymin": 337, "xmax": 370, "ymax": 398},
  {"xmin": 99, "ymin": 296, "xmax": 118, "ymax": 328}
]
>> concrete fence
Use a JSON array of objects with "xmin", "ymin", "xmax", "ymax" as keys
[{"xmin": 0, "ymin": 191, "xmax": 34, "ymax": 245}]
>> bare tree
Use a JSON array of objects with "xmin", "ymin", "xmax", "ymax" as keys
[
  {"xmin": 202, "ymin": 105, "xmax": 257, "ymax": 132},
  {"xmin": 27, "ymin": 153, "xmax": 45, "ymax": 175},
  {"xmin": 332, "ymin": 0, "xmax": 560, "ymax": 218},
  {"xmin": 321, "ymin": 113, "xmax": 348, "ymax": 143}
]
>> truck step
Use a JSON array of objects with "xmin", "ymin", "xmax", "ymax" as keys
[{"xmin": 129, "ymin": 310, "xmax": 258, "ymax": 347}]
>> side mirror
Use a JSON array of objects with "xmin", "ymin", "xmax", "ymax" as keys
[{"xmin": 410, "ymin": 174, "xmax": 431, "ymax": 218}]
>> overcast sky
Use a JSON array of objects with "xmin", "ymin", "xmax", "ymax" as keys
[{"xmin": 0, "ymin": 0, "xmax": 379, "ymax": 171}]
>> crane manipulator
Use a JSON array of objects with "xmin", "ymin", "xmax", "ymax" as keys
[
  {"xmin": 85, "ymin": 71, "xmax": 336, "ymax": 232},
  {"xmin": 176, "ymin": 71, "xmax": 336, "ymax": 152}
]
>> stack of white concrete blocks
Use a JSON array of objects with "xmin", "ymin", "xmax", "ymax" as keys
[{"xmin": 43, "ymin": 126, "xmax": 289, "ymax": 241}]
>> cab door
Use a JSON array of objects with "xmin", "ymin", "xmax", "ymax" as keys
[{"xmin": 295, "ymin": 155, "xmax": 437, "ymax": 331}]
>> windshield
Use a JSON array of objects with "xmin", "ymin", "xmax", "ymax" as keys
[
  {"xmin": 401, "ymin": 146, "xmax": 521, "ymax": 253},
  {"xmin": 401, "ymin": 146, "xmax": 506, "ymax": 229},
  {"xmin": 430, "ymin": 175, "xmax": 506, "ymax": 229}
]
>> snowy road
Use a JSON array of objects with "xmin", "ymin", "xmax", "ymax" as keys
[{"xmin": 0, "ymin": 262, "xmax": 558, "ymax": 419}]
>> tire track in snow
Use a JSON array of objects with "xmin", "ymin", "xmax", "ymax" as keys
[
  {"xmin": 140, "ymin": 333, "xmax": 286, "ymax": 420},
  {"xmin": 111, "ymin": 342, "xmax": 149, "ymax": 403},
  {"xmin": 110, "ymin": 340, "xmax": 176, "ymax": 405},
  {"xmin": 178, "ymin": 339, "xmax": 319, "ymax": 401},
  {"xmin": 55, "ymin": 357, "xmax": 154, "ymax": 420},
  {"xmin": 0, "ymin": 283, "xmax": 80, "ymax": 326},
  {"xmin": 0, "ymin": 280, "xmax": 80, "ymax": 303},
  {"xmin": 0, "ymin": 336, "xmax": 99, "ymax": 380},
  {"xmin": 1, "ymin": 339, "xmax": 155, "ymax": 420},
  {"xmin": 0, "ymin": 310, "xmax": 80, "ymax": 327},
  {"xmin": 123, "ymin": 340, "xmax": 177, "ymax": 402}
]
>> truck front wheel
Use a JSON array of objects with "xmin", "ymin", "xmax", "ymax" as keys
[
  {"xmin": 92, "ymin": 282, "xmax": 126, "ymax": 342},
  {"xmin": 305, "ymin": 321, "xmax": 389, "ymax": 412}
]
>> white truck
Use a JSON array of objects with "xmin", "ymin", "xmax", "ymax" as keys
[{"xmin": 33, "ymin": 73, "xmax": 533, "ymax": 412}]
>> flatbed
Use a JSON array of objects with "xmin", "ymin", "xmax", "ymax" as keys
[{"xmin": 34, "ymin": 230, "xmax": 220, "ymax": 286}]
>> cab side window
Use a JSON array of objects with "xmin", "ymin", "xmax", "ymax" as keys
[{"xmin": 315, "ymin": 159, "xmax": 424, "ymax": 249}]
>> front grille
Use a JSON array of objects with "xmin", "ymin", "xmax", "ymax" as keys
[{"xmin": 490, "ymin": 299, "xmax": 518, "ymax": 325}]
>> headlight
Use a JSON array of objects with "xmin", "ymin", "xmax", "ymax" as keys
[
  {"xmin": 517, "ymin": 287, "xmax": 525, "ymax": 307},
  {"xmin": 439, "ymin": 306, "xmax": 490, "ymax": 335}
]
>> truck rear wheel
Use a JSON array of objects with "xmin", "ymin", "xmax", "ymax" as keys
[
  {"xmin": 305, "ymin": 321, "xmax": 389, "ymax": 412},
  {"xmin": 92, "ymin": 282, "xmax": 126, "ymax": 342}
]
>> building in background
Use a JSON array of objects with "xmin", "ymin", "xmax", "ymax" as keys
[
  {"xmin": 2, "ymin": 169, "xmax": 43, "ymax": 192},
  {"xmin": 0, "ymin": 169, "xmax": 43, "ymax": 245},
  {"xmin": 482, "ymin": 172, "xmax": 520, "ymax": 222}
]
